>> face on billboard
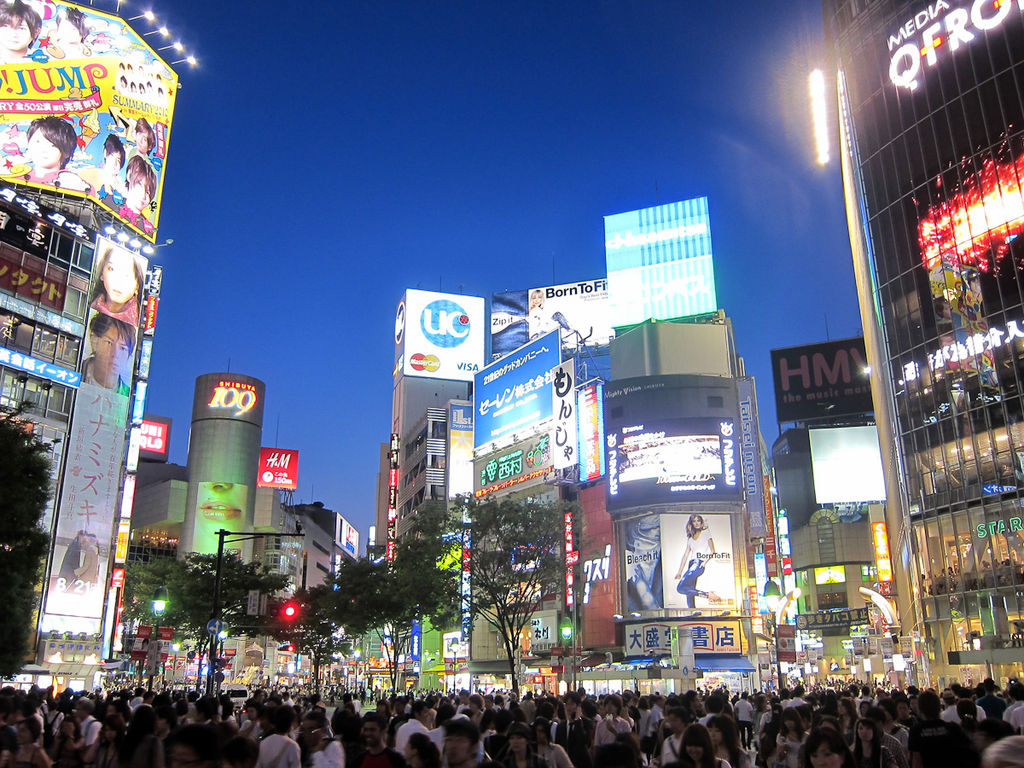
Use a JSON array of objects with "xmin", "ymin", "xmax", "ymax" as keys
[
  {"xmin": 604, "ymin": 197, "xmax": 717, "ymax": 327},
  {"xmin": 622, "ymin": 513, "xmax": 663, "ymax": 612},
  {"xmin": 399, "ymin": 289, "xmax": 485, "ymax": 381},
  {"xmin": 475, "ymin": 330, "xmax": 560, "ymax": 450},
  {"xmin": 0, "ymin": 1, "xmax": 179, "ymax": 240},
  {"xmin": 192, "ymin": 482, "xmax": 247, "ymax": 553},
  {"xmin": 606, "ymin": 417, "xmax": 740, "ymax": 510},
  {"xmin": 490, "ymin": 279, "xmax": 612, "ymax": 358},
  {"xmin": 660, "ymin": 513, "xmax": 737, "ymax": 611}
]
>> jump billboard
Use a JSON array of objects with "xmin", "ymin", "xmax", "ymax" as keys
[
  {"xmin": 474, "ymin": 330, "xmax": 559, "ymax": 450},
  {"xmin": 0, "ymin": 1, "xmax": 179, "ymax": 240},
  {"xmin": 490, "ymin": 278, "xmax": 613, "ymax": 358},
  {"xmin": 604, "ymin": 197, "xmax": 717, "ymax": 327},
  {"xmin": 395, "ymin": 289, "xmax": 485, "ymax": 382}
]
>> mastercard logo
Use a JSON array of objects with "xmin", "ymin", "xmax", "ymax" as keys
[{"xmin": 410, "ymin": 353, "xmax": 440, "ymax": 372}]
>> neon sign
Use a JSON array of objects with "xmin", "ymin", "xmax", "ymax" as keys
[
  {"xmin": 208, "ymin": 381, "xmax": 258, "ymax": 416},
  {"xmin": 888, "ymin": 0, "xmax": 1019, "ymax": 92},
  {"xmin": 872, "ymin": 522, "xmax": 893, "ymax": 583}
]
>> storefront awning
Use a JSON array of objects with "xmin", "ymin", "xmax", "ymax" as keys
[{"xmin": 695, "ymin": 655, "xmax": 755, "ymax": 672}]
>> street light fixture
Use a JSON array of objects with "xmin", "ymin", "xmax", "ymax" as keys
[{"xmin": 152, "ymin": 586, "xmax": 169, "ymax": 615}]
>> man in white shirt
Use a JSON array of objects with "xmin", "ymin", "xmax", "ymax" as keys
[
  {"xmin": 395, "ymin": 701, "xmax": 433, "ymax": 754},
  {"xmin": 939, "ymin": 690, "xmax": 986, "ymax": 723},
  {"xmin": 1003, "ymin": 683, "xmax": 1024, "ymax": 725},
  {"xmin": 734, "ymin": 692, "xmax": 754, "ymax": 749},
  {"xmin": 74, "ymin": 698, "xmax": 102, "ymax": 767},
  {"xmin": 659, "ymin": 708, "xmax": 687, "ymax": 766}
]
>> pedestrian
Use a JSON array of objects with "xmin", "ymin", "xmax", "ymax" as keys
[{"xmin": 255, "ymin": 705, "xmax": 300, "ymax": 768}]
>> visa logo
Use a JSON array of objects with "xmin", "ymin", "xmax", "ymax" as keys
[{"xmin": 457, "ymin": 362, "xmax": 479, "ymax": 371}]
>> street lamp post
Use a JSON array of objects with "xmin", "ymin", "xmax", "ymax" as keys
[
  {"xmin": 149, "ymin": 586, "xmax": 168, "ymax": 692},
  {"xmin": 205, "ymin": 528, "xmax": 304, "ymax": 696},
  {"xmin": 763, "ymin": 580, "xmax": 783, "ymax": 689}
]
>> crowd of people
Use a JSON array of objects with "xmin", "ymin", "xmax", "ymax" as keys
[{"xmin": 0, "ymin": 680, "xmax": 1023, "ymax": 768}]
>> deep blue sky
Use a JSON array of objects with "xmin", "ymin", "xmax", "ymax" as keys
[{"xmin": 143, "ymin": 0, "xmax": 862, "ymax": 539}]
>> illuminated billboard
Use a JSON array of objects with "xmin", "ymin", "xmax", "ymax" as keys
[
  {"xmin": 447, "ymin": 401, "xmax": 474, "ymax": 499},
  {"xmin": 257, "ymin": 447, "xmax": 299, "ymax": 489},
  {"xmin": 623, "ymin": 513, "xmax": 663, "ymax": 612},
  {"xmin": 808, "ymin": 426, "xmax": 885, "ymax": 505},
  {"xmin": 139, "ymin": 415, "xmax": 170, "ymax": 462},
  {"xmin": 395, "ymin": 289, "xmax": 485, "ymax": 382},
  {"xmin": 661, "ymin": 513, "xmax": 738, "ymax": 611},
  {"xmin": 770, "ymin": 337, "xmax": 872, "ymax": 423},
  {"xmin": 193, "ymin": 482, "xmax": 248, "ymax": 553},
  {"xmin": 604, "ymin": 197, "xmax": 717, "ymax": 327},
  {"xmin": 474, "ymin": 432, "xmax": 553, "ymax": 498},
  {"xmin": 192, "ymin": 375, "xmax": 264, "ymax": 427},
  {"xmin": 490, "ymin": 278, "xmax": 613, "ymax": 358},
  {"xmin": 340, "ymin": 516, "xmax": 359, "ymax": 557},
  {"xmin": 44, "ymin": 235, "xmax": 146, "ymax": 630},
  {"xmin": 606, "ymin": 417, "xmax": 740, "ymax": 511},
  {"xmin": 577, "ymin": 382, "xmax": 605, "ymax": 481},
  {"xmin": 474, "ymin": 330, "xmax": 559, "ymax": 450},
  {"xmin": 0, "ymin": 1, "xmax": 179, "ymax": 240}
]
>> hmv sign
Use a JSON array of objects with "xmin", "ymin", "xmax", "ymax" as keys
[{"xmin": 770, "ymin": 337, "xmax": 873, "ymax": 424}]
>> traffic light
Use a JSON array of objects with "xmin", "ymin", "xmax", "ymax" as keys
[
  {"xmin": 281, "ymin": 600, "xmax": 299, "ymax": 621},
  {"xmin": 277, "ymin": 642, "xmax": 296, "ymax": 653}
]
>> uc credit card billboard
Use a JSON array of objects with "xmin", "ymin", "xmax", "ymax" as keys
[
  {"xmin": 474, "ymin": 330, "xmax": 559, "ymax": 450},
  {"xmin": 604, "ymin": 197, "xmax": 717, "ymax": 326},
  {"xmin": 0, "ymin": 1, "xmax": 179, "ymax": 240},
  {"xmin": 395, "ymin": 289, "xmax": 485, "ymax": 382}
]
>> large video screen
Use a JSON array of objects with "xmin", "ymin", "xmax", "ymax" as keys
[
  {"xmin": 0, "ymin": 1, "xmax": 179, "ymax": 240},
  {"xmin": 809, "ymin": 426, "xmax": 885, "ymax": 505},
  {"xmin": 607, "ymin": 417, "xmax": 740, "ymax": 510},
  {"xmin": 490, "ymin": 278, "xmax": 613, "ymax": 359},
  {"xmin": 604, "ymin": 197, "xmax": 717, "ymax": 327}
]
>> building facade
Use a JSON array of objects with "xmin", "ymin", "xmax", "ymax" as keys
[{"xmin": 827, "ymin": 0, "xmax": 1024, "ymax": 681}]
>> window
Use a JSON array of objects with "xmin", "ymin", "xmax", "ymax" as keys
[
  {"xmin": 54, "ymin": 334, "xmax": 80, "ymax": 367},
  {"xmin": 45, "ymin": 386, "xmax": 72, "ymax": 422},
  {"xmin": 32, "ymin": 326, "xmax": 57, "ymax": 361},
  {"xmin": 72, "ymin": 242, "xmax": 94, "ymax": 274},
  {"xmin": 63, "ymin": 287, "xmax": 87, "ymax": 320}
]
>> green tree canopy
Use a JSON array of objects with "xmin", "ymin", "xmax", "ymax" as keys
[
  {"xmin": 270, "ymin": 584, "xmax": 346, "ymax": 693},
  {"xmin": 328, "ymin": 501, "xmax": 460, "ymax": 690},
  {"xmin": 460, "ymin": 494, "xmax": 571, "ymax": 693},
  {"xmin": 0, "ymin": 412, "xmax": 51, "ymax": 676},
  {"xmin": 122, "ymin": 552, "xmax": 290, "ymax": 645}
]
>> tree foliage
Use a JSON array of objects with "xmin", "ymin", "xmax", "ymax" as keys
[
  {"xmin": 0, "ymin": 412, "xmax": 51, "ymax": 676},
  {"xmin": 460, "ymin": 495, "xmax": 571, "ymax": 693},
  {"xmin": 328, "ymin": 501, "xmax": 460, "ymax": 690},
  {"xmin": 270, "ymin": 585, "xmax": 345, "ymax": 692},
  {"xmin": 122, "ymin": 552, "xmax": 290, "ymax": 645}
]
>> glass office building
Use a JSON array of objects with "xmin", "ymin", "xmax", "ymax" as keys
[{"xmin": 826, "ymin": 0, "xmax": 1024, "ymax": 681}]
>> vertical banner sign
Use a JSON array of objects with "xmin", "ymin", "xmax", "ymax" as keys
[
  {"xmin": 387, "ymin": 433, "xmax": 399, "ymax": 562},
  {"xmin": 777, "ymin": 624, "xmax": 797, "ymax": 663},
  {"xmin": 44, "ymin": 237, "xmax": 146, "ymax": 629},
  {"xmin": 577, "ymin": 382, "xmax": 605, "ymax": 481},
  {"xmin": 763, "ymin": 475, "xmax": 779, "ymax": 578},
  {"xmin": 552, "ymin": 360, "xmax": 577, "ymax": 470},
  {"xmin": 737, "ymin": 378, "xmax": 766, "ymax": 536},
  {"xmin": 564, "ymin": 511, "xmax": 578, "ymax": 607},
  {"xmin": 872, "ymin": 521, "xmax": 893, "ymax": 583}
]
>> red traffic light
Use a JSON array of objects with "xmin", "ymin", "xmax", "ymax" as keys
[
  {"xmin": 287, "ymin": 644, "xmax": 295, "ymax": 652},
  {"xmin": 281, "ymin": 601, "xmax": 298, "ymax": 620}
]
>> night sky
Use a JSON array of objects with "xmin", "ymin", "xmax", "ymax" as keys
[{"xmin": 143, "ymin": 0, "xmax": 863, "ymax": 541}]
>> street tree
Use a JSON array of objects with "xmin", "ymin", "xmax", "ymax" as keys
[
  {"xmin": 460, "ymin": 495, "xmax": 571, "ymax": 693},
  {"xmin": 0, "ymin": 411, "xmax": 51, "ymax": 677},
  {"xmin": 122, "ymin": 552, "xmax": 290, "ymax": 646},
  {"xmin": 328, "ymin": 501, "xmax": 459, "ymax": 691},
  {"xmin": 270, "ymin": 584, "xmax": 345, "ymax": 693}
]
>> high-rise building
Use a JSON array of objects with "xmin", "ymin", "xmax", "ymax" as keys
[
  {"xmin": 0, "ymin": 2, "xmax": 185, "ymax": 686},
  {"xmin": 826, "ymin": 0, "xmax": 1024, "ymax": 680}
]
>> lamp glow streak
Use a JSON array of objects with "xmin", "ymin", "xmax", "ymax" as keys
[{"xmin": 810, "ymin": 69, "xmax": 830, "ymax": 165}]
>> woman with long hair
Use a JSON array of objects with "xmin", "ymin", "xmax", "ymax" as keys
[
  {"xmin": 851, "ymin": 719, "xmax": 896, "ymax": 768},
  {"xmin": 837, "ymin": 700, "xmax": 858, "ymax": 746},
  {"xmin": 674, "ymin": 514, "xmax": 722, "ymax": 607},
  {"xmin": 801, "ymin": 728, "xmax": 856, "ymax": 768},
  {"xmin": 532, "ymin": 717, "xmax": 573, "ymax": 768},
  {"xmin": 682, "ymin": 723, "xmax": 730, "ymax": 768},
  {"xmin": 776, "ymin": 710, "xmax": 806, "ymax": 768},
  {"xmin": 404, "ymin": 733, "xmax": 441, "ymax": 768},
  {"xmin": 14, "ymin": 717, "xmax": 52, "ymax": 768},
  {"xmin": 95, "ymin": 714, "xmax": 126, "ymax": 768},
  {"xmin": 503, "ymin": 723, "xmax": 545, "ymax": 768},
  {"xmin": 756, "ymin": 704, "xmax": 783, "ymax": 768},
  {"xmin": 708, "ymin": 716, "xmax": 750, "ymax": 768},
  {"xmin": 119, "ymin": 704, "xmax": 163, "ymax": 768},
  {"xmin": 49, "ymin": 717, "xmax": 82, "ymax": 768}
]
